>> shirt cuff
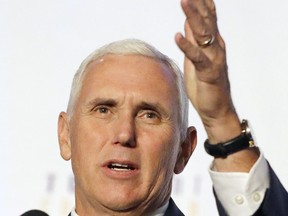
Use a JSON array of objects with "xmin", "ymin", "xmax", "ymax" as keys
[{"xmin": 209, "ymin": 150, "xmax": 270, "ymax": 216}]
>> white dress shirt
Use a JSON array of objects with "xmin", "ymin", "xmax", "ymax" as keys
[{"xmin": 209, "ymin": 150, "xmax": 270, "ymax": 216}]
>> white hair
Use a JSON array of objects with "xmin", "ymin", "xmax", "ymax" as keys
[{"xmin": 67, "ymin": 39, "xmax": 189, "ymax": 141}]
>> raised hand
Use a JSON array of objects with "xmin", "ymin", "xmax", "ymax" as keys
[
  {"xmin": 175, "ymin": 0, "xmax": 259, "ymax": 171},
  {"xmin": 175, "ymin": 0, "xmax": 241, "ymax": 143}
]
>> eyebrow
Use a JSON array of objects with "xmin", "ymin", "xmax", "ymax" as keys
[
  {"xmin": 135, "ymin": 101, "xmax": 169, "ymax": 117},
  {"xmin": 86, "ymin": 98, "xmax": 118, "ymax": 110},
  {"xmin": 85, "ymin": 98, "xmax": 170, "ymax": 117}
]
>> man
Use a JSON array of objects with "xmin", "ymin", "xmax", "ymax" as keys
[{"xmin": 57, "ymin": 0, "xmax": 288, "ymax": 215}]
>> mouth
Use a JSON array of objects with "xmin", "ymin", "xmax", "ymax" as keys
[
  {"xmin": 107, "ymin": 162, "xmax": 136, "ymax": 171},
  {"xmin": 103, "ymin": 160, "xmax": 139, "ymax": 179}
]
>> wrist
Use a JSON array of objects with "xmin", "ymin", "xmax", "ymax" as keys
[
  {"xmin": 213, "ymin": 148, "xmax": 260, "ymax": 172},
  {"xmin": 202, "ymin": 113, "xmax": 242, "ymax": 144},
  {"xmin": 204, "ymin": 119, "xmax": 260, "ymax": 172}
]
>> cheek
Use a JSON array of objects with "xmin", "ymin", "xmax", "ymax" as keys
[
  {"xmin": 70, "ymin": 118, "xmax": 107, "ymax": 151},
  {"xmin": 69, "ymin": 119, "xmax": 108, "ymax": 174},
  {"xmin": 139, "ymin": 126, "xmax": 180, "ymax": 172},
  {"xmin": 138, "ymin": 129, "xmax": 179, "ymax": 196}
]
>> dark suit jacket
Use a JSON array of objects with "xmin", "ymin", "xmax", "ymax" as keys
[
  {"xmin": 164, "ymin": 198, "xmax": 184, "ymax": 216},
  {"xmin": 214, "ymin": 163, "xmax": 288, "ymax": 216}
]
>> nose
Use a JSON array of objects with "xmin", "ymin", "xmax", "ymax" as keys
[{"xmin": 113, "ymin": 115, "xmax": 136, "ymax": 148}]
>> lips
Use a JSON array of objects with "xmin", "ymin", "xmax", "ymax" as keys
[
  {"xmin": 102, "ymin": 160, "xmax": 139, "ymax": 179},
  {"xmin": 108, "ymin": 163, "xmax": 136, "ymax": 171},
  {"xmin": 104, "ymin": 160, "xmax": 139, "ymax": 171}
]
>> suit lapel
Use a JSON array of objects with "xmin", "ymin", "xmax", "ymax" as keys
[{"xmin": 164, "ymin": 198, "xmax": 185, "ymax": 216}]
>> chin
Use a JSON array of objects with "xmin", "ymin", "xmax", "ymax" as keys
[{"xmin": 104, "ymin": 194, "xmax": 143, "ymax": 211}]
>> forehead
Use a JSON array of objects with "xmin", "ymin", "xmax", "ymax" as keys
[
  {"xmin": 85, "ymin": 54, "xmax": 174, "ymax": 80},
  {"xmin": 79, "ymin": 54, "xmax": 178, "ymax": 101}
]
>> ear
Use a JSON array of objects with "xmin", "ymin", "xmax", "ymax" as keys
[
  {"xmin": 174, "ymin": 126, "xmax": 197, "ymax": 174},
  {"xmin": 57, "ymin": 111, "xmax": 71, "ymax": 161}
]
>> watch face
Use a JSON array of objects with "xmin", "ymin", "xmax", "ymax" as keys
[{"xmin": 242, "ymin": 119, "xmax": 256, "ymax": 147}]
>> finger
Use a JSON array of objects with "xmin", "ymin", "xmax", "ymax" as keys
[
  {"xmin": 184, "ymin": 20, "xmax": 224, "ymax": 62},
  {"xmin": 175, "ymin": 33, "xmax": 212, "ymax": 71},
  {"xmin": 190, "ymin": 0, "xmax": 214, "ymax": 20},
  {"xmin": 184, "ymin": 20, "xmax": 197, "ymax": 46},
  {"xmin": 204, "ymin": 0, "xmax": 216, "ymax": 16},
  {"xmin": 181, "ymin": 0, "xmax": 217, "ymax": 47}
]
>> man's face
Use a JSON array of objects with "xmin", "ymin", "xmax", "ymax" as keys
[{"xmin": 58, "ymin": 54, "xmax": 194, "ymax": 215}]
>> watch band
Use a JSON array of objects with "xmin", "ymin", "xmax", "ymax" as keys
[{"xmin": 204, "ymin": 119, "xmax": 255, "ymax": 158}]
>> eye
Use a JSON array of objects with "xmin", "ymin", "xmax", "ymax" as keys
[
  {"xmin": 97, "ymin": 107, "xmax": 109, "ymax": 114},
  {"xmin": 145, "ymin": 112, "xmax": 158, "ymax": 119},
  {"xmin": 92, "ymin": 106, "xmax": 112, "ymax": 118},
  {"xmin": 138, "ymin": 110, "xmax": 161, "ymax": 124}
]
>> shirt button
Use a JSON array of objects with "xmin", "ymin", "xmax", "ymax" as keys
[
  {"xmin": 253, "ymin": 192, "xmax": 261, "ymax": 202},
  {"xmin": 234, "ymin": 195, "xmax": 244, "ymax": 205}
]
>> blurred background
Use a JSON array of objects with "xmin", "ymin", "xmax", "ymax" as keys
[{"xmin": 1, "ymin": 0, "xmax": 288, "ymax": 215}]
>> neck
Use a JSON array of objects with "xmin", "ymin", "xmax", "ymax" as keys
[{"xmin": 75, "ymin": 193, "xmax": 170, "ymax": 216}]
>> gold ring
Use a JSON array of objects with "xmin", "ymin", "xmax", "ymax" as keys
[{"xmin": 198, "ymin": 34, "xmax": 215, "ymax": 48}]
